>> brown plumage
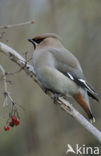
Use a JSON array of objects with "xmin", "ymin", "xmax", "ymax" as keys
[{"xmin": 74, "ymin": 92, "xmax": 94, "ymax": 120}]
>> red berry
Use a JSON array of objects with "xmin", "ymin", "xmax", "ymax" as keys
[
  {"xmin": 15, "ymin": 119, "xmax": 20, "ymax": 126},
  {"xmin": 4, "ymin": 126, "xmax": 10, "ymax": 131},
  {"xmin": 11, "ymin": 115, "xmax": 17, "ymax": 122},
  {"xmin": 9, "ymin": 121, "xmax": 15, "ymax": 127}
]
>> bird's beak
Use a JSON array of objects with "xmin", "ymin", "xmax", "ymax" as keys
[{"xmin": 28, "ymin": 38, "xmax": 36, "ymax": 49}]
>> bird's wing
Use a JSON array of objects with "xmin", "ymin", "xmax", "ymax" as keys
[
  {"xmin": 49, "ymin": 48, "xmax": 99, "ymax": 99},
  {"xmin": 49, "ymin": 47, "xmax": 83, "ymax": 74}
]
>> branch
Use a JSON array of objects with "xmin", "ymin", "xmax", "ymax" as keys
[
  {"xmin": 0, "ymin": 42, "xmax": 101, "ymax": 142},
  {"xmin": 0, "ymin": 20, "xmax": 34, "ymax": 29},
  {"xmin": 0, "ymin": 65, "xmax": 15, "ymax": 106}
]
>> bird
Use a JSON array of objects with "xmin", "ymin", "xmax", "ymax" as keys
[{"xmin": 28, "ymin": 33, "xmax": 99, "ymax": 122}]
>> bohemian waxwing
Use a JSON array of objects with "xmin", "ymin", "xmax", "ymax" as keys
[{"xmin": 28, "ymin": 33, "xmax": 99, "ymax": 122}]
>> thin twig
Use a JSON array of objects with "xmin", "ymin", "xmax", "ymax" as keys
[
  {"xmin": 0, "ymin": 42, "xmax": 101, "ymax": 142},
  {"xmin": 0, "ymin": 32, "xmax": 5, "ymax": 39},
  {"xmin": 0, "ymin": 65, "xmax": 7, "ymax": 91},
  {"xmin": 0, "ymin": 20, "xmax": 34, "ymax": 29},
  {"xmin": 0, "ymin": 65, "xmax": 8, "ymax": 106},
  {"xmin": 0, "ymin": 64, "xmax": 15, "ymax": 106}
]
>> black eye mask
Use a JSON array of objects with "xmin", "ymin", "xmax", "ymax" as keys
[
  {"xmin": 28, "ymin": 37, "xmax": 45, "ymax": 49},
  {"xmin": 33, "ymin": 38, "xmax": 45, "ymax": 44}
]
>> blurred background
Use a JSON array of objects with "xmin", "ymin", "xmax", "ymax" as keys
[{"xmin": 0, "ymin": 0, "xmax": 101, "ymax": 156}]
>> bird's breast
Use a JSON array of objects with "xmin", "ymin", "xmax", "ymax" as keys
[{"xmin": 33, "ymin": 49, "xmax": 56, "ymax": 69}]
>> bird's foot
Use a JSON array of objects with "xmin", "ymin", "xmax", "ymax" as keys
[
  {"xmin": 44, "ymin": 88, "xmax": 49, "ymax": 94},
  {"xmin": 54, "ymin": 93, "xmax": 64, "ymax": 104},
  {"xmin": 43, "ymin": 87, "xmax": 65, "ymax": 104},
  {"xmin": 43, "ymin": 87, "xmax": 53, "ymax": 94}
]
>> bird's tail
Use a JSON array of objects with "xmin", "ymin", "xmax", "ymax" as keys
[{"xmin": 74, "ymin": 91, "xmax": 95, "ymax": 123}]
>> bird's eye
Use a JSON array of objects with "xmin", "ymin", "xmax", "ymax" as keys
[{"xmin": 34, "ymin": 38, "xmax": 45, "ymax": 44}]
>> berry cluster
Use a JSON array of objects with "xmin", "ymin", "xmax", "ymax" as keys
[{"xmin": 4, "ymin": 115, "xmax": 20, "ymax": 131}]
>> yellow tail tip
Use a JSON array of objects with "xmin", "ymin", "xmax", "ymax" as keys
[{"xmin": 89, "ymin": 117, "xmax": 95, "ymax": 124}]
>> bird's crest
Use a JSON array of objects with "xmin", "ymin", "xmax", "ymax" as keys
[{"xmin": 32, "ymin": 33, "xmax": 62, "ymax": 44}]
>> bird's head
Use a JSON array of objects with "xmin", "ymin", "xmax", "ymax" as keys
[{"xmin": 28, "ymin": 33, "xmax": 62, "ymax": 49}]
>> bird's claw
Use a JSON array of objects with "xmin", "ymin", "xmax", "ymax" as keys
[
  {"xmin": 43, "ymin": 87, "xmax": 52, "ymax": 94},
  {"xmin": 44, "ymin": 88, "xmax": 49, "ymax": 94},
  {"xmin": 54, "ymin": 93, "xmax": 64, "ymax": 104}
]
